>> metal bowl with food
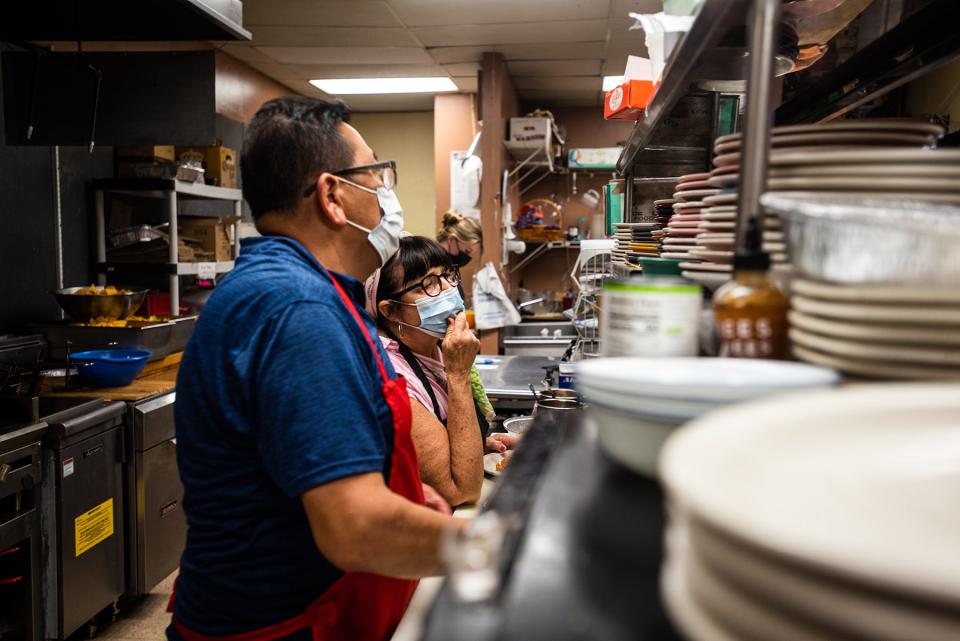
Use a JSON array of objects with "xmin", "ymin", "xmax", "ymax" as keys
[{"xmin": 54, "ymin": 286, "xmax": 149, "ymax": 321}]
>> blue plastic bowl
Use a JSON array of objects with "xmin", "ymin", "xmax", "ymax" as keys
[{"xmin": 69, "ymin": 349, "xmax": 152, "ymax": 388}]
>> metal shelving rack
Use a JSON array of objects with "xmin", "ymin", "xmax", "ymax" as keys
[
  {"xmin": 92, "ymin": 178, "xmax": 243, "ymax": 316},
  {"xmin": 508, "ymin": 241, "xmax": 579, "ymax": 274},
  {"xmin": 616, "ymin": 0, "xmax": 960, "ymax": 255}
]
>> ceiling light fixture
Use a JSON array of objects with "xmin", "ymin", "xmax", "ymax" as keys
[
  {"xmin": 309, "ymin": 77, "xmax": 458, "ymax": 95},
  {"xmin": 602, "ymin": 75, "xmax": 625, "ymax": 92}
]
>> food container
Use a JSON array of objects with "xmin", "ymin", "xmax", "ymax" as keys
[
  {"xmin": 600, "ymin": 259, "xmax": 702, "ymax": 358},
  {"xmin": 503, "ymin": 416, "xmax": 534, "ymax": 436},
  {"xmin": 762, "ymin": 193, "xmax": 960, "ymax": 285},
  {"xmin": 558, "ymin": 363, "xmax": 575, "ymax": 389},
  {"xmin": 38, "ymin": 315, "xmax": 197, "ymax": 363},
  {"xmin": 69, "ymin": 349, "xmax": 151, "ymax": 388}
]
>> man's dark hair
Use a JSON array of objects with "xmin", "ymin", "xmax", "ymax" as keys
[{"xmin": 240, "ymin": 96, "xmax": 353, "ymax": 219}]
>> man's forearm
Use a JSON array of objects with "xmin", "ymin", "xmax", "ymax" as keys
[{"xmin": 303, "ymin": 473, "xmax": 466, "ymax": 579}]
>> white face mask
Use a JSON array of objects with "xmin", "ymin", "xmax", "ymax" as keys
[{"xmin": 340, "ymin": 178, "xmax": 404, "ymax": 266}]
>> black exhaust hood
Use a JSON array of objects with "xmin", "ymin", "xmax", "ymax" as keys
[{"xmin": 0, "ymin": 0, "xmax": 251, "ymax": 42}]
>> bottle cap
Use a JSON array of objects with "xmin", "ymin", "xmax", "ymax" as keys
[{"xmin": 638, "ymin": 257, "xmax": 684, "ymax": 276}]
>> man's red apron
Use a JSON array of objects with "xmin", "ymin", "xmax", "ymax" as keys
[{"xmin": 170, "ymin": 266, "xmax": 426, "ymax": 641}]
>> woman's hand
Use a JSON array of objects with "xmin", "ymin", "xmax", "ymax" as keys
[
  {"xmin": 441, "ymin": 312, "xmax": 480, "ymax": 377},
  {"xmin": 485, "ymin": 433, "xmax": 520, "ymax": 453}
]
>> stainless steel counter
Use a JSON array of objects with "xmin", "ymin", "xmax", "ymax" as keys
[{"xmin": 475, "ymin": 355, "xmax": 558, "ymax": 410}]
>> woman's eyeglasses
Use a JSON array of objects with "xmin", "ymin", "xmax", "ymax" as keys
[
  {"xmin": 303, "ymin": 160, "xmax": 398, "ymax": 197},
  {"xmin": 392, "ymin": 268, "xmax": 461, "ymax": 298}
]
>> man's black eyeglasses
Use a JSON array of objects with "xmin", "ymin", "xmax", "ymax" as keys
[{"xmin": 302, "ymin": 160, "xmax": 398, "ymax": 197}]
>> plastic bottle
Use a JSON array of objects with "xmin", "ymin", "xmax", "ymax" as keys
[{"xmin": 713, "ymin": 218, "xmax": 789, "ymax": 359}]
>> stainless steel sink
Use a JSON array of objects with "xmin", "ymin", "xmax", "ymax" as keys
[{"xmin": 502, "ymin": 322, "xmax": 576, "ymax": 356}]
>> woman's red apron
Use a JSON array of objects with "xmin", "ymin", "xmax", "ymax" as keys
[{"xmin": 170, "ymin": 266, "xmax": 425, "ymax": 641}]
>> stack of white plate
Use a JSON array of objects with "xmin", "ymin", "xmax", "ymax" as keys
[
  {"xmin": 575, "ymin": 358, "xmax": 838, "ymax": 476},
  {"xmin": 788, "ymin": 278, "xmax": 960, "ymax": 379},
  {"xmin": 699, "ymin": 120, "xmax": 946, "ymax": 289},
  {"xmin": 661, "ymin": 384, "xmax": 960, "ymax": 641}
]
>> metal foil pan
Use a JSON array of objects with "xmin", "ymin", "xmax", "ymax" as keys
[{"xmin": 761, "ymin": 193, "xmax": 960, "ymax": 286}]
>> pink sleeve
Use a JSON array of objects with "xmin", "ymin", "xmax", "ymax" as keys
[{"xmin": 385, "ymin": 349, "xmax": 435, "ymax": 412}]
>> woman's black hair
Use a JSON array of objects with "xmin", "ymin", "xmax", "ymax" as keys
[{"xmin": 375, "ymin": 236, "xmax": 452, "ymax": 333}]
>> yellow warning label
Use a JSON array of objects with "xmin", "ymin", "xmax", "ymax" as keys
[{"xmin": 75, "ymin": 498, "xmax": 114, "ymax": 557}]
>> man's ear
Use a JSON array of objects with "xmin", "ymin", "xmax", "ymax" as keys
[{"xmin": 314, "ymin": 173, "xmax": 347, "ymax": 226}]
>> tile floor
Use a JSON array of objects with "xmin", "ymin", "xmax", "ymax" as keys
[{"xmin": 97, "ymin": 573, "xmax": 176, "ymax": 641}]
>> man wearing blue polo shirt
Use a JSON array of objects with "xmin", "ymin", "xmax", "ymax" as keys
[{"xmin": 169, "ymin": 97, "xmax": 462, "ymax": 641}]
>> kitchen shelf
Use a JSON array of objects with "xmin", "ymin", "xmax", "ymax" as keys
[
  {"xmin": 505, "ymin": 140, "xmax": 556, "ymax": 195},
  {"xmin": 775, "ymin": 0, "xmax": 960, "ymax": 124},
  {"xmin": 97, "ymin": 261, "xmax": 235, "ymax": 276},
  {"xmin": 90, "ymin": 178, "xmax": 242, "ymax": 202},
  {"xmin": 616, "ymin": 0, "xmax": 753, "ymax": 174},
  {"xmin": 509, "ymin": 241, "xmax": 579, "ymax": 274},
  {"xmin": 93, "ymin": 179, "xmax": 243, "ymax": 316}
]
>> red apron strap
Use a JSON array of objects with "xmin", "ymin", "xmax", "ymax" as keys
[{"xmin": 323, "ymin": 267, "xmax": 392, "ymax": 385}]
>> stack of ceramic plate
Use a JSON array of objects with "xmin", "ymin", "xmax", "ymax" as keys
[
  {"xmin": 700, "ymin": 119, "xmax": 946, "ymax": 289},
  {"xmin": 787, "ymin": 278, "xmax": 960, "ymax": 379},
  {"xmin": 613, "ymin": 223, "xmax": 660, "ymax": 268},
  {"xmin": 654, "ymin": 199, "xmax": 676, "ymax": 228},
  {"xmin": 659, "ymin": 173, "xmax": 718, "ymax": 261},
  {"xmin": 661, "ymin": 385, "xmax": 960, "ymax": 641},
  {"xmin": 575, "ymin": 358, "xmax": 838, "ymax": 476}
]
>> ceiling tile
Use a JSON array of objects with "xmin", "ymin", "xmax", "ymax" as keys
[
  {"xmin": 387, "ymin": 0, "xmax": 612, "ymax": 27},
  {"xmin": 247, "ymin": 26, "xmax": 420, "ymax": 47},
  {"xmin": 518, "ymin": 88, "xmax": 602, "ymax": 99},
  {"xmin": 410, "ymin": 19, "xmax": 609, "ymax": 47},
  {"xmin": 513, "ymin": 76, "xmax": 601, "ymax": 91},
  {"xmin": 507, "ymin": 60, "xmax": 602, "ymax": 77},
  {"xmin": 610, "ymin": 0, "xmax": 665, "ymax": 18},
  {"xmin": 426, "ymin": 46, "xmax": 487, "ymax": 64},
  {"xmin": 220, "ymin": 44, "xmax": 275, "ymax": 64},
  {"xmin": 604, "ymin": 36, "xmax": 649, "ymax": 62},
  {"xmin": 288, "ymin": 63, "xmax": 448, "ymax": 80},
  {"xmin": 258, "ymin": 46, "xmax": 436, "ymax": 65},
  {"xmin": 243, "ymin": 0, "xmax": 403, "ymax": 27},
  {"xmin": 442, "ymin": 62, "xmax": 481, "ymax": 76},
  {"xmin": 246, "ymin": 61, "xmax": 303, "ymax": 83},
  {"xmin": 452, "ymin": 76, "xmax": 479, "ymax": 92},
  {"xmin": 495, "ymin": 42, "xmax": 608, "ymax": 60}
]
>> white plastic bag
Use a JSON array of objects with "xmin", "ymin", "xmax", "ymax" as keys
[{"xmin": 473, "ymin": 262, "xmax": 521, "ymax": 330}]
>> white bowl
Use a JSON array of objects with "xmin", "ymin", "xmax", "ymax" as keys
[
  {"xmin": 587, "ymin": 403, "xmax": 685, "ymax": 476},
  {"xmin": 576, "ymin": 357, "xmax": 839, "ymax": 404}
]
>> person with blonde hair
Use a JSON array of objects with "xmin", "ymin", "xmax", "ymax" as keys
[{"xmin": 437, "ymin": 209, "xmax": 482, "ymax": 269}]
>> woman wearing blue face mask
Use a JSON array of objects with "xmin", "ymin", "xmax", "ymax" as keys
[{"xmin": 364, "ymin": 237, "xmax": 517, "ymax": 506}]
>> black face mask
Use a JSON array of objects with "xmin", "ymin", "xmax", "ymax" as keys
[{"xmin": 450, "ymin": 251, "xmax": 472, "ymax": 268}]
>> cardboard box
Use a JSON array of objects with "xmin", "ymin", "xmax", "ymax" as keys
[
  {"xmin": 604, "ymin": 80, "xmax": 657, "ymax": 120},
  {"xmin": 175, "ymin": 145, "xmax": 239, "ymax": 188},
  {"xmin": 509, "ymin": 117, "xmax": 552, "ymax": 144},
  {"xmin": 178, "ymin": 216, "xmax": 239, "ymax": 262},
  {"xmin": 116, "ymin": 145, "xmax": 176, "ymax": 162},
  {"xmin": 568, "ymin": 147, "xmax": 624, "ymax": 169}
]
